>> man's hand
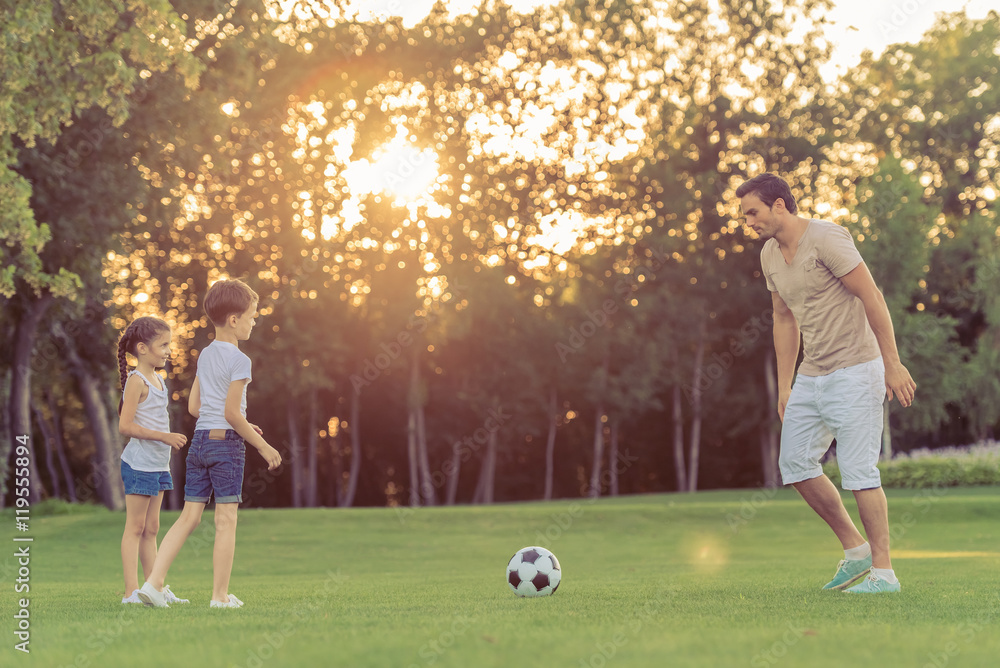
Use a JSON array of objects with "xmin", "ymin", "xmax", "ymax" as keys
[
  {"xmin": 885, "ymin": 360, "xmax": 916, "ymax": 407},
  {"xmin": 778, "ymin": 388, "xmax": 791, "ymax": 422},
  {"xmin": 259, "ymin": 444, "xmax": 282, "ymax": 470}
]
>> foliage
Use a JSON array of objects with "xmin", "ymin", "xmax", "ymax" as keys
[
  {"xmin": 0, "ymin": 0, "xmax": 202, "ymax": 299},
  {"xmin": 2, "ymin": 1, "xmax": 999, "ymax": 507},
  {"xmin": 824, "ymin": 441, "xmax": 1000, "ymax": 488}
]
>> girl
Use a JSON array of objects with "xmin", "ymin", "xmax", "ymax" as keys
[{"xmin": 117, "ymin": 316, "xmax": 190, "ymax": 605}]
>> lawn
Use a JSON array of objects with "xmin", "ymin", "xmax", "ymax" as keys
[{"xmin": 5, "ymin": 487, "xmax": 999, "ymax": 667}]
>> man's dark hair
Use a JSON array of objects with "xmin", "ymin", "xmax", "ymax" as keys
[{"xmin": 735, "ymin": 173, "xmax": 798, "ymax": 214}]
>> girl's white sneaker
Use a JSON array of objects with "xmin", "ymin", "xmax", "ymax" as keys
[
  {"xmin": 163, "ymin": 585, "xmax": 189, "ymax": 604},
  {"xmin": 122, "ymin": 589, "xmax": 142, "ymax": 604},
  {"xmin": 210, "ymin": 593, "xmax": 244, "ymax": 609}
]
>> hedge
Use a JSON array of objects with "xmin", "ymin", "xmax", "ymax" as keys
[{"xmin": 823, "ymin": 441, "xmax": 1000, "ymax": 488}]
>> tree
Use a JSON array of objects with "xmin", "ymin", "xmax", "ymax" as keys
[{"xmin": 0, "ymin": 1, "xmax": 204, "ymax": 507}]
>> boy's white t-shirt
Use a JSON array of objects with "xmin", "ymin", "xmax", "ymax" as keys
[{"xmin": 194, "ymin": 340, "xmax": 252, "ymax": 431}]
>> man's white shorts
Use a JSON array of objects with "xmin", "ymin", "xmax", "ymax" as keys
[{"xmin": 779, "ymin": 357, "xmax": 886, "ymax": 490}]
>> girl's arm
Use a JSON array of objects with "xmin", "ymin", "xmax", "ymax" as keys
[{"xmin": 119, "ymin": 374, "xmax": 187, "ymax": 449}]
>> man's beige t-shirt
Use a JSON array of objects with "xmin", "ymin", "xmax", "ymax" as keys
[{"xmin": 761, "ymin": 219, "xmax": 880, "ymax": 376}]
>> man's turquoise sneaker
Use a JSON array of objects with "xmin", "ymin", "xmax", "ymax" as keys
[
  {"xmin": 844, "ymin": 572, "xmax": 901, "ymax": 593},
  {"xmin": 821, "ymin": 555, "xmax": 872, "ymax": 590}
]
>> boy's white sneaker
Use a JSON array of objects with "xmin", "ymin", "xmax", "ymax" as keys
[
  {"xmin": 210, "ymin": 593, "xmax": 244, "ymax": 609},
  {"xmin": 137, "ymin": 582, "xmax": 170, "ymax": 608},
  {"xmin": 122, "ymin": 589, "xmax": 142, "ymax": 604},
  {"xmin": 163, "ymin": 585, "xmax": 189, "ymax": 604}
]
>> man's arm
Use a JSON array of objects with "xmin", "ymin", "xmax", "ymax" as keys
[
  {"xmin": 771, "ymin": 290, "xmax": 800, "ymax": 422},
  {"xmin": 838, "ymin": 262, "xmax": 917, "ymax": 407},
  {"xmin": 224, "ymin": 380, "xmax": 282, "ymax": 469}
]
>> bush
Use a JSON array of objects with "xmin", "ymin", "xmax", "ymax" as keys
[
  {"xmin": 23, "ymin": 499, "xmax": 106, "ymax": 516},
  {"xmin": 823, "ymin": 441, "xmax": 1000, "ymax": 488}
]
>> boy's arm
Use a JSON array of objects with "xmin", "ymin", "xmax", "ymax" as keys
[
  {"xmin": 224, "ymin": 380, "xmax": 282, "ymax": 470},
  {"xmin": 188, "ymin": 376, "xmax": 201, "ymax": 418},
  {"xmin": 119, "ymin": 375, "xmax": 187, "ymax": 450}
]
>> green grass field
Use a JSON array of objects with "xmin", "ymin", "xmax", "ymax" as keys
[{"xmin": 5, "ymin": 487, "xmax": 1000, "ymax": 667}]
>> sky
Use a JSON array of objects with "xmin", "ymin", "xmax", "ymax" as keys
[
  {"xmin": 818, "ymin": 0, "xmax": 1000, "ymax": 80},
  {"xmin": 356, "ymin": 0, "xmax": 1000, "ymax": 81}
]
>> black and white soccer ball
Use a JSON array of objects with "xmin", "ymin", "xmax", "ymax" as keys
[{"xmin": 506, "ymin": 546, "xmax": 561, "ymax": 597}]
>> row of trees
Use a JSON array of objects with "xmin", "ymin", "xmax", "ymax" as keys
[{"xmin": 2, "ymin": 0, "xmax": 998, "ymax": 510}]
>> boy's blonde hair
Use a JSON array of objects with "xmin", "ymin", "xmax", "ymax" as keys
[{"xmin": 204, "ymin": 279, "xmax": 259, "ymax": 326}]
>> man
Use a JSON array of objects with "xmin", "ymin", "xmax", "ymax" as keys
[{"xmin": 737, "ymin": 173, "xmax": 916, "ymax": 593}]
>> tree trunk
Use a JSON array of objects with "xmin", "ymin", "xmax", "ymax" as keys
[
  {"xmin": 76, "ymin": 366, "xmax": 125, "ymax": 509},
  {"xmin": 484, "ymin": 428, "xmax": 497, "ymax": 503},
  {"xmin": 588, "ymin": 356, "xmax": 610, "ymax": 499},
  {"xmin": 54, "ymin": 323, "xmax": 123, "ymax": 510},
  {"xmin": 0, "ymin": 370, "xmax": 12, "ymax": 508},
  {"xmin": 445, "ymin": 439, "xmax": 461, "ymax": 505},
  {"xmin": 287, "ymin": 398, "xmax": 303, "ymax": 508},
  {"xmin": 473, "ymin": 428, "xmax": 496, "ymax": 504},
  {"xmin": 305, "ymin": 390, "xmax": 318, "ymax": 507},
  {"xmin": 761, "ymin": 348, "xmax": 780, "ymax": 488},
  {"xmin": 471, "ymin": 426, "xmax": 497, "ymax": 505},
  {"xmin": 687, "ymin": 319, "xmax": 707, "ymax": 493},
  {"xmin": 416, "ymin": 401, "xmax": 435, "ymax": 505},
  {"xmin": 608, "ymin": 418, "xmax": 620, "ymax": 496},
  {"xmin": 406, "ymin": 401, "xmax": 420, "ymax": 507},
  {"xmin": 341, "ymin": 384, "xmax": 362, "ymax": 507},
  {"xmin": 3, "ymin": 295, "xmax": 53, "ymax": 508},
  {"xmin": 32, "ymin": 399, "xmax": 61, "ymax": 498},
  {"xmin": 330, "ymin": 431, "xmax": 342, "ymax": 507},
  {"xmin": 410, "ymin": 349, "xmax": 435, "ymax": 506},
  {"xmin": 672, "ymin": 384, "xmax": 687, "ymax": 492},
  {"xmin": 543, "ymin": 386, "xmax": 558, "ymax": 500},
  {"xmin": 881, "ymin": 398, "xmax": 892, "ymax": 461},
  {"xmin": 407, "ymin": 349, "xmax": 434, "ymax": 506},
  {"xmin": 588, "ymin": 405, "xmax": 605, "ymax": 499},
  {"xmin": 46, "ymin": 388, "xmax": 77, "ymax": 502}
]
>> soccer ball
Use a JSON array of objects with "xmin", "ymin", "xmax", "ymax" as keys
[{"xmin": 506, "ymin": 546, "xmax": 561, "ymax": 597}]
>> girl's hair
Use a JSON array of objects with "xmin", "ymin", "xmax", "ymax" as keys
[{"xmin": 117, "ymin": 316, "xmax": 171, "ymax": 414}]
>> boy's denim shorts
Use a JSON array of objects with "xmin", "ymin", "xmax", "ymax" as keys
[
  {"xmin": 184, "ymin": 429, "xmax": 246, "ymax": 504},
  {"xmin": 121, "ymin": 460, "xmax": 173, "ymax": 497}
]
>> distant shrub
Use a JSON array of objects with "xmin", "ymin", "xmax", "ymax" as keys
[
  {"xmin": 28, "ymin": 499, "xmax": 106, "ymax": 516},
  {"xmin": 823, "ymin": 441, "xmax": 1000, "ymax": 488}
]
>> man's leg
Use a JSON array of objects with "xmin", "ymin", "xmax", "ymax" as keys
[
  {"xmin": 792, "ymin": 474, "xmax": 867, "ymax": 549},
  {"xmin": 853, "ymin": 487, "xmax": 891, "ymax": 569},
  {"xmin": 828, "ymin": 360, "xmax": 898, "ymax": 592},
  {"xmin": 780, "ymin": 375, "xmax": 868, "ymax": 550}
]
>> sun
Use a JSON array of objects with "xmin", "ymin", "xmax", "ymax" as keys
[{"xmin": 341, "ymin": 128, "xmax": 439, "ymax": 205}]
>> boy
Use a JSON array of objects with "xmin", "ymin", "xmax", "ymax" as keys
[{"xmin": 138, "ymin": 279, "xmax": 282, "ymax": 608}]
